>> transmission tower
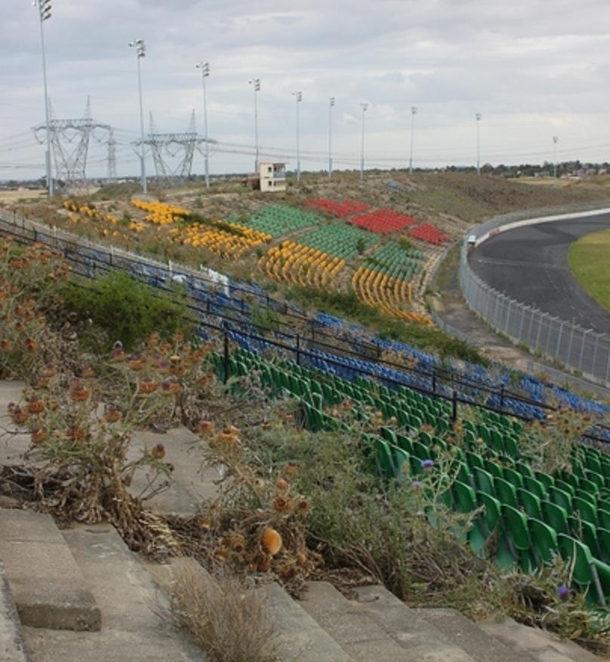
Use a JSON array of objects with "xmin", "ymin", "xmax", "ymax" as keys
[
  {"xmin": 32, "ymin": 97, "xmax": 116, "ymax": 191},
  {"xmin": 136, "ymin": 110, "xmax": 214, "ymax": 187}
]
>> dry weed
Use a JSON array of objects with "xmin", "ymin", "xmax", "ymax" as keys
[{"xmin": 163, "ymin": 560, "xmax": 277, "ymax": 662}]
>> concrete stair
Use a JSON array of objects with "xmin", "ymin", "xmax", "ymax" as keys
[{"xmin": 0, "ymin": 380, "xmax": 606, "ymax": 661}]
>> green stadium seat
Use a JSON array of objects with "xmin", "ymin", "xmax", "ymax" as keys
[
  {"xmin": 501, "ymin": 504, "xmax": 535, "ymax": 572},
  {"xmin": 542, "ymin": 500, "xmax": 569, "ymax": 535},
  {"xmin": 557, "ymin": 534, "xmax": 609, "ymax": 607},
  {"xmin": 502, "ymin": 466, "xmax": 524, "ymax": 489},
  {"xmin": 568, "ymin": 515, "xmax": 601, "ymax": 561},
  {"xmin": 578, "ymin": 477, "xmax": 600, "ymax": 495},
  {"xmin": 598, "ymin": 507, "xmax": 610, "ymax": 530},
  {"xmin": 597, "ymin": 527, "xmax": 610, "ymax": 565},
  {"xmin": 513, "ymin": 460, "xmax": 534, "ymax": 480},
  {"xmin": 548, "ymin": 485, "xmax": 572, "ymax": 512},
  {"xmin": 523, "ymin": 475, "xmax": 546, "ymax": 500},
  {"xmin": 473, "ymin": 467, "xmax": 495, "ymax": 498},
  {"xmin": 495, "ymin": 476, "xmax": 518, "ymax": 508},
  {"xmin": 517, "ymin": 487, "xmax": 542, "ymax": 520},
  {"xmin": 483, "ymin": 458, "xmax": 504, "ymax": 480},
  {"xmin": 584, "ymin": 469, "xmax": 605, "ymax": 490},
  {"xmin": 572, "ymin": 495, "xmax": 598, "ymax": 527},
  {"xmin": 534, "ymin": 471, "xmax": 555, "ymax": 491},
  {"xmin": 528, "ymin": 517, "xmax": 558, "ymax": 567},
  {"xmin": 465, "ymin": 451, "xmax": 485, "ymax": 472}
]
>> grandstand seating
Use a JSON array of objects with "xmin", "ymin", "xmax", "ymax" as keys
[
  {"xmin": 213, "ymin": 342, "xmax": 610, "ymax": 606},
  {"xmin": 349, "ymin": 209, "xmax": 418, "ymax": 234},
  {"xmin": 236, "ymin": 205, "xmax": 320, "ymax": 237},
  {"xmin": 409, "ymin": 223, "xmax": 451, "ymax": 245},
  {"xmin": 304, "ymin": 198, "xmax": 371, "ymax": 217}
]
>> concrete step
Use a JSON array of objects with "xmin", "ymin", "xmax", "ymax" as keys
[
  {"xmin": 23, "ymin": 524, "xmax": 206, "ymax": 661},
  {"xmin": 147, "ymin": 557, "xmax": 353, "ymax": 662},
  {"xmin": 350, "ymin": 583, "xmax": 478, "ymax": 661},
  {"xmin": 0, "ymin": 557, "xmax": 30, "ymax": 661},
  {"xmin": 416, "ymin": 607, "xmax": 537, "ymax": 662},
  {"xmin": 0, "ymin": 382, "xmax": 30, "ymax": 468},
  {"xmin": 128, "ymin": 426, "xmax": 220, "ymax": 517},
  {"xmin": 0, "ymin": 509, "xmax": 100, "ymax": 631},
  {"xmin": 480, "ymin": 617, "xmax": 602, "ymax": 662},
  {"xmin": 299, "ymin": 580, "xmax": 427, "ymax": 661}
]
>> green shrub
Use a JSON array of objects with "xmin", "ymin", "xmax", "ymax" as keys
[{"xmin": 61, "ymin": 270, "xmax": 192, "ymax": 351}]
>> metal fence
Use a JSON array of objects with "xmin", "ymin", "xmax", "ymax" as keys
[{"xmin": 460, "ymin": 207, "xmax": 610, "ymax": 387}]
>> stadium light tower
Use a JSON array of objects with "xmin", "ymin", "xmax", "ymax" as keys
[
  {"xmin": 409, "ymin": 105, "xmax": 417, "ymax": 174},
  {"xmin": 475, "ymin": 112, "xmax": 482, "ymax": 175},
  {"xmin": 360, "ymin": 102, "xmax": 368, "ymax": 181},
  {"xmin": 328, "ymin": 96, "xmax": 335, "ymax": 179},
  {"xmin": 196, "ymin": 61, "xmax": 210, "ymax": 189},
  {"xmin": 249, "ymin": 78, "xmax": 261, "ymax": 171},
  {"xmin": 292, "ymin": 90, "xmax": 302, "ymax": 183},
  {"xmin": 35, "ymin": 0, "xmax": 53, "ymax": 196},
  {"xmin": 553, "ymin": 135, "xmax": 559, "ymax": 187},
  {"xmin": 129, "ymin": 38, "xmax": 147, "ymax": 195}
]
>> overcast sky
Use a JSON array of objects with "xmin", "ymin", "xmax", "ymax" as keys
[{"xmin": 2, "ymin": 0, "xmax": 610, "ymax": 180}]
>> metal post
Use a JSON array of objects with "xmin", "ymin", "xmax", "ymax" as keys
[
  {"xmin": 196, "ymin": 61, "xmax": 210, "ymax": 189},
  {"xmin": 328, "ymin": 97, "xmax": 335, "ymax": 179},
  {"xmin": 223, "ymin": 332, "xmax": 229, "ymax": 384},
  {"xmin": 36, "ymin": 0, "xmax": 53, "ymax": 197}
]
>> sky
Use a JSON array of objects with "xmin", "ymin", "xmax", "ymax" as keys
[{"xmin": 2, "ymin": 0, "xmax": 610, "ymax": 181}]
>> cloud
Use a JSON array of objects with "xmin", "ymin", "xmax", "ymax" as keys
[{"xmin": 3, "ymin": 0, "xmax": 610, "ymax": 178}]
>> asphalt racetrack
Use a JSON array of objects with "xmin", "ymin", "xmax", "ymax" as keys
[{"xmin": 468, "ymin": 212, "xmax": 610, "ymax": 335}]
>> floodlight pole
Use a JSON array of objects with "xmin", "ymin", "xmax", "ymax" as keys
[
  {"xmin": 553, "ymin": 135, "xmax": 559, "ymax": 187},
  {"xmin": 328, "ymin": 96, "xmax": 335, "ymax": 179},
  {"xmin": 196, "ymin": 61, "xmax": 210, "ymax": 189},
  {"xmin": 360, "ymin": 102, "xmax": 368, "ymax": 181},
  {"xmin": 35, "ymin": 0, "xmax": 53, "ymax": 196},
  {"xmin": 409, "ymin": 105, "xmax": 417, "ymax": 174},
  {"xmin": 129, "ymin": 38, "xmax": 147, "ymax": 195},
  {"xmin": 249, "ymin": 78, "xmax": 261, "ymax": 171},
  {"xmin": 476, "ymin": 112, "xmax": 482, "ymax": 175},
  {"xmin": 292, "ymin": 91, "xmax": 302, "ymax": 183}
]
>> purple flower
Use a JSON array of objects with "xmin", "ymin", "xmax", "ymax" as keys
[
  {"xmin": 412, "ymin": 480, "xmax": 423, "ymax": 490},
  {"xmin": 557, "ymin": 585, "xmax": 569, "ymax": 601},
  {"xmin": 420, "ymin": 458, "xmax": 435, "ymax": 471}
]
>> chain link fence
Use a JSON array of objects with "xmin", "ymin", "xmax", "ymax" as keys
[{"xmin": 460, "ymin": 207, "xmax": 610, "ymax": 386}]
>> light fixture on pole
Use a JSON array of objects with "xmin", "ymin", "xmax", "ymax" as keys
[
  {"xmin": 360, "ymin": 102, "xmax": 368, "ymax": 181},
  {"xmin": 292, "ymin": 90, "xmax": 302, "ymax": 183},
  {"xmin": 409, "ymin": 105, "xmax": 417, "ymax": 174},
  {"xmin": 475, "ymin": 112, "xmax": 482, "ymax": 175},
  {"xmin": 249, "ymin": 78, "xmax": 261, "ymax": 171},
  {"xmin": 129, "ymin": 38, "xmax": 147, "ymax": 195},
  {"xmin": 553, "ymin": 135, "xmax": 559, "ymax": 187},
  {"xmin": 196, "ymin": 61, "xmax": 210, "ymax": 190},
  {"xmin": 328, "ymin": 96, "xmax": 335, "ymax": 179},
  {"xmin": 35, "ymin": 0, "xmax": 53, "ymax": 196}
]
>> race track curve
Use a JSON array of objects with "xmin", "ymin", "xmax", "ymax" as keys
[{"xmin": 468, "ymin": 213, "xmax": 610, "ymax": 335}]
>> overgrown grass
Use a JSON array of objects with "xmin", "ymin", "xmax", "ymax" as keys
[{"xmin": 568, "ymin": 228, "xmax": 610, "ymax": 311}]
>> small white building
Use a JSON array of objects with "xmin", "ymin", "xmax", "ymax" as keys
[{"xmin": 258, "ymin": 162, "xmax": 287, "ymax": 192}]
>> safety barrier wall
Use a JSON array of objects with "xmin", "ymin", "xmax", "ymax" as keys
[{"xmin": 459, "ymin": 206, "xmax": 610, "ymax": 386}]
